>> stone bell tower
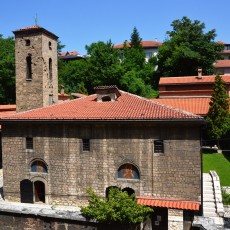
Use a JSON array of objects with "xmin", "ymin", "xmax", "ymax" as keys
[{"xmin": 13, "ymin": 25, "xmax": 58, "ymax": 112}]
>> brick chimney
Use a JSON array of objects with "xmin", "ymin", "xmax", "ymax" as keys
[{"xmin": 197, "ymin": 69, "xmax": 202, "ymax": 79}]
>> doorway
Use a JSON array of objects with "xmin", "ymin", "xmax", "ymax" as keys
[
  {"xmin": 151, "ymin": 207, "xmax": 168, "ymax": 230},
  {"xmin": 34, "ymin": 181, "xmax": 45, "ymax": 203}
]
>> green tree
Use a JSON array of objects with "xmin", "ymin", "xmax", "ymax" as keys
[
  {"xmin": 81, "ymin": 188, "xmax": 153, "ymax": 229},
  {"xmin": 0, "ymin": 35, "xmax": 15, "ymax": 104},
  {"xmin": 206, "ymin": 75, "xmax": 230, "ymax": 145},
  {"xmin": 158, "ymin": 16, "xmax": 223, "ymax": 77},
  {"xmin": 130, "ymin": 26, "xmax": 142, "ymax": 49}
]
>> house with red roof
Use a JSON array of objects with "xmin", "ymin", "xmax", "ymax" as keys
[
  {"xmin": 0, "ymin": 25, "xmax": 206, "ymax": 229},
  {"xmin": 114, "ymin": 40, "xmax": 162, "ymax": 61},
  {"xmin": 1, "ymin": 85, "xmax": 204, "ymax": 229},
  {"xmin": 156, "ymin": 69, "xmax": 230, "ymax": 117}
]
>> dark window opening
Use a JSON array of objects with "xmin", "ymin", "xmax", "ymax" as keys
[
  {"xmin": 26, "ymin": 137, "xmax": 33, "ymax": 149},
  {"xmin": 49, "ymin": 41, "xmax": 52, "ymax": 49},
  {"xmin": 154, "ymin": 140, "xmax": 164, "ymax": 153},
  {"xmin": 118, "ymin": 163, "xmax": 140, "ymax": 179},
  {"xmin": 20, "ymin": 179, "xmax": 33, "ymax": 203},
  {"xmin": 26, "ymin": 56, "xmax": 32, "ymax": 80},
  {"xmin": 122, "ymin": 187, "xmax": 135, "ymax": 196},
  {"xmin": 102, "ymin": 96, "xmax": 111, "ymax": 102},
  {"xmin": 25, "ymin": 39, "xmax": 30, "ymax": 46},
  {"xmin": 34, "ymin": 181, "xmax": 45, "ymax": 203},
  {"xmin": 82, "ymin": 139, "xmax": 90, "ymax": 151},
  {"xmin": 105, "ymin": 186, "xmax": 120, "ymax": 198},
  {"xmin": 49, "ymin": 58, "xmax": 52, "ymax": 80},
  {"xmin": 31, "ymin": 160, "xmax": 48, "ymax": 173}
]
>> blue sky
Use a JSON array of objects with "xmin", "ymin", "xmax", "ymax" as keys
[{"xmin": 1, "ymin": 0, "xmax": 230, "ymax": 54}]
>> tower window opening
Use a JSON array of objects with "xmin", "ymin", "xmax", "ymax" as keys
[
  {"xmin": 26, "ymin": 56, "xmax": 32, "ymax": 80},
  {"xmin": 49, "ymin": 58, "xmax": 52, "ymax": 80},
  {"xmin": 25, "ymin": 39, "xmax": 30, "ymax": 46},
  {"xmin": 49, "ymin": 41, "xmax": 52, "ymax": 50}
]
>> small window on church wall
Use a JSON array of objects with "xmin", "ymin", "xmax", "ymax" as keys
[
  {"xmin": 49, "ymin": 58, "xmax": 52, "ymax": 80},
  {"xmin": 117, "ymin": 164, "xmax": 140, "ymax": 179},
  {"xmin": 26, "ymin": 137, "xmax": 33, "ymax": 149},
  {"xmin": 154, "ymin": 140, "xmax": 164, "ymax": 154},
  {"xmin": 26, "ymin": 56, "xmax": 32, "ymax": 80},
  {"xmin": 25, "ymin": 39, "xmax": 30, "ymax": 46},
  {"xmin": 82, "ymin": 139, "xmax": 90, "ymax": 151},
  {"xmin": 31, "ymin": 161, "xmax": 48, "ymax": 173}
]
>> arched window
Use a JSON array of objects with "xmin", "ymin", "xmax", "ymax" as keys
[
  {"xmin": 105, "ymin": 186, "xmax": 120, "ymax": 198},
  {"xmin": 49, "ymin": 58, "xmax": 52, "ymax": 80},
  {"xmin": 31, "ymin": 160, "xmax": 48, "ymax": 173},
  {"xmin": 26, "ymin": 56, "xmax": 32, "ymax": 79},
  {"xmin": 122, "ymin": 187, "xmax": 135, "ymax": 196},
  {"xmin": 117, "ymin": 163, "xmax": 140, "ymax": 179}
]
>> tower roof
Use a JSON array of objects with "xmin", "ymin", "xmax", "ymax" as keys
[{"xmin": 13, "ymin": 25, "xmax": 58, "ymax": 40}]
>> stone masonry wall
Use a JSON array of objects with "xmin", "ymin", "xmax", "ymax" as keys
[
  {"xmin": 0, "ymin": 212, "xmax": 97, "ymax": 230},
  {"xmin": 2, "ymin": 122, "xmax": 201, "ymax": 205},
  {"xmin": 15, "ymin": 30, "xmax": 58, "ymax": 113}
]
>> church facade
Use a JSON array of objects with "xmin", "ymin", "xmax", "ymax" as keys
[{"xmin": 0, "ymin": 26, "xmax": 204, "ymax": 229}]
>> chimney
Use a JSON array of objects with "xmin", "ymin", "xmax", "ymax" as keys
[
  {"xmin": 197, "ymin": 69, "xmax": 202, "ymax": 79},
  {"xmin": 60, "ymin": 85, "xmax": 65, "ymax": 95}
]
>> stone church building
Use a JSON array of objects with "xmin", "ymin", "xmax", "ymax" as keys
[{"xmin": 0, "ymin": 26, "xmax": 204, "ymax": 229}]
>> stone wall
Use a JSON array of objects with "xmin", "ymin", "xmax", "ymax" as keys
[
  {"xmin": 2, "ymin": 121, "xmax": 201, "ymax": 205},
  {"xmin": 14, "ymin": 29, "xmax": 58, "ymax": 113}
]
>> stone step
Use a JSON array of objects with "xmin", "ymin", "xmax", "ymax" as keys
[
  {"xmin": 203, "ymin": 202, "xmax": 216, "ymax": 209},
  {"xmin": 203, "ymin": 196, "xmax": 215, "ymax": 202},
  {"xmin": 203, "ymin": 190, "xmax": 214, "ymax": 195}
]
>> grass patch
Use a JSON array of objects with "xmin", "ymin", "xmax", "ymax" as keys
[{"xmin": 203, "ymin": 152, "xmax": 230, "ymax": 186}]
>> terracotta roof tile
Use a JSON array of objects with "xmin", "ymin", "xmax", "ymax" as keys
[
  {"xmin": 152, "ymin": 98, "xmax": 210, "ymax": 115},
  {"xmin": 137, "ymin": 196, "xmax": 200, "ymax": 211},
  {"xmin": 114, "ymin": 40, "xmax": 162, "ymax": 49},
  {"xmin": 159, "ymin": 75, "xmax": 230, "ymax": 85},
  {"xmin": 214, "ymin": 60, "xmax": 230, "ymax": 68},
  {"xmin": 1, "ymin": 91, "xmax": 203, "ymax": 121}
]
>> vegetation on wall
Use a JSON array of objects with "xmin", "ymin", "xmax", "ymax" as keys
[{"xmin": 81, "ymin": 188, "xmax": 153, "ymax": 228}]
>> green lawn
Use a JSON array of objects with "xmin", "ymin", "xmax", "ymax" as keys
[{"xmin": 203, "ymin": 153, "xmax": 230, "ymax": 186}]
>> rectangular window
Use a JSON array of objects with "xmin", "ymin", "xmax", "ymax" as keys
[
  {"xmin": 82, "ymin": 139, "xmax": 90, "ymax": 151},
  {"xmin": 154, "ymin": 140, "xmax": 164, "ymax": 154},
  {"xmin": 26, "ymin": 137, "xmax": 33, "ymax": 149}
]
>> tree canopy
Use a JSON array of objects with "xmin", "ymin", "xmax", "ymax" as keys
[
  {"xmin": 58, "ymin": 27, "xmax": 158, "ymax": 98},
  {"xmin": 0, "ymin": 35, "xmax": 15, "ymax": 104},
  {"xmin": 206, "ymin": 75, "xmax": 230, "ymax": 142},
  {"xmin": 81, "ymin": 188, "xmax": 153, "ymax": 227},
  {"xmin": 157, "ymin": 16, "xmax": 223, "ymax": 77}
]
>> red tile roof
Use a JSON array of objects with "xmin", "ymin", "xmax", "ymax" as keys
[
  {"xmin": 59, "ymin": 51, "xmax": 79, "ymax": 57},
  {"xmin": 14, "ymin": 25, "xmax": 41, "ymax": 31},
  {"xmin": 1, "ymin": 91, "xmax": 203, "ymax": 121},
  {"xmin": 137, "ymin": 196, "xmax": 200, "ymax": 211},
  {"xmin": 152, "ymin": 98, "xmax": 210, "ymax": 116},
  {"xmin": 114, "ymin": 40, "xmax": 162, "ymax": 49},
  {"xmin": 159, "ymin": 75, "xmax": 230, "ymax": 85},
  {"xmin": 214, "ymin": 60, "xmax": 230, "ymax": 68}
]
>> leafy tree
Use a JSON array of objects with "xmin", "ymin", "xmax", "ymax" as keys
[
  {"xmin": 81, "ymin": 188, "xmax": 153, "ymax": 229},
  {"xmin": 206, "ymin": 75, "xmax": 230, "ymax": 145},
  {"xmin": 158, "ymin": 16, "xmax": 223, "ymax": 77},
  {"xmin": 0, "ymin": 35, "xmax": 15, "ymax": 104},
  {"xmin": 57, "ymin": 39, "xmax": 65, "ymax": 53}
]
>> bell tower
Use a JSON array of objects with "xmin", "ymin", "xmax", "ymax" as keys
[{"xmin": 13, "ymin": 26, "xmax": 58, "ymax": 112}]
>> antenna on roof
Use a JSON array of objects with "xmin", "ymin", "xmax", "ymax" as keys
[{"xmin": 34, "ymin": 13, "xmax": 38, "ymax": 26}]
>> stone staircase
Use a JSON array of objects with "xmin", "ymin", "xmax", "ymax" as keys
[{"xmin": 194, "ymin": 171, "xmax": 225, "ymax": 229}]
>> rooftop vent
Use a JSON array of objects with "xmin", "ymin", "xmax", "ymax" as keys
[
  {"xmin": 94, "ymin": 86, "xmax": 121, "ymax": 102},
  {"xmin": 197, "ymin": 69, "xmax": 202, "ymax": 79}
]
